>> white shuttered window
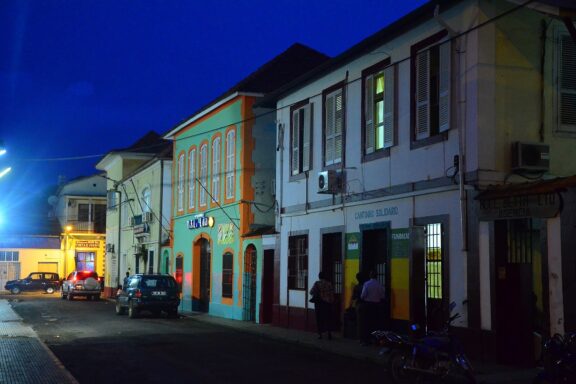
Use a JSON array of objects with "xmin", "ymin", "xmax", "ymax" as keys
[
  {"xmin": 291, "ymin": 104, "xmax": 312, "ymax": 175},
  {"xmin": 415, "ymin": 40, "xmax": 451, "ymax": 140},
  {"xmin": 558, "ymin": 33, "xmax": 576, "ymax": 133},
  {"xmin": 188, "ymin": 149, "xmax": 196, "ymax": 210},
  {"xmin": 177, "ymin": 153, "xmax": 184, "ymax": 212},
  {"xmin": 324, "ymin": 89, "xmax": 343, "ymax": 166},
  {"xmin": 199, "ymin": 144, "xmax": 208, "ymax": 207}
]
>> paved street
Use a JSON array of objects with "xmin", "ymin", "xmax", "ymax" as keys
[{"xmin": 3, "ymin": 293, "xmax": 389, "ymax": 384}]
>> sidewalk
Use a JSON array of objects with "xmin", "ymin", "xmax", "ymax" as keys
[
  {"xmin": 0, "ymin": 300, "xmax": 78, "ymax": 384},
  {"xmin": 180, "ymin": 311, "xmax": 540, "ymax": 384}
]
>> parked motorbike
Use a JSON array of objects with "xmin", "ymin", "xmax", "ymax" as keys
[
  {"xmin": 372, "ymin": 303, "xmax": 475, "ymax": 384},
  {"xmin": 534, "ymin": 332, "xmax": 576, "ymax": 384}
]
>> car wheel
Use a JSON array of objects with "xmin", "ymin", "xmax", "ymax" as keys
[
  {"xmin": 128, "ymin": 301, "xmax": 139, "ymax": 319},
  {"xmin": 10, "ymin": 287, "xmax": 21, "ymax": 295},
  {"xmin": 115, "ymin": 302, "xmax": 126, "ymax": 315},
  {"xmin": 45, "ymin": 287, "xmax": 55, "ymax": 294}
]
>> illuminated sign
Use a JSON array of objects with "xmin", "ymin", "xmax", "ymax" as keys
[
  {"xmin": 76, "ymin": 240, "xmax": 101, "ymax": 249},
  {"xmin": 187, "ymin": 214, "xmax": 215, "ymax": 230}
]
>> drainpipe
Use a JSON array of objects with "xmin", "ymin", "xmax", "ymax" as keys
[
  {"xmin": 116, "ymin": 187, "xmax": 122, "ymax": 290},
  {"xmin": 158, "ymin": 159, "xmax": 164, "ymax": 274}
]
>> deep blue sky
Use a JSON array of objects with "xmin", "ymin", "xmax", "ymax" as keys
[{"xmin": 0, "ymin": 0, "xmax": 427, "ymax": 224}]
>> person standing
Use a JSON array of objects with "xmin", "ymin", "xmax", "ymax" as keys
[
  {"xmin": 310, "ymin": 272, "xmax": 335, "ymax": 340},
  {"xmin": 360, "ymin": 270, "xmax": 385, "ymax": 345}
]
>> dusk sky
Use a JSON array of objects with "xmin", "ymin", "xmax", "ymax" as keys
[{"xmin": 0, "ymin": 0, "xmax": 428, "ymax": 226}]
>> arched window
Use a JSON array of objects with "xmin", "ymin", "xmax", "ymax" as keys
[
  {"xmin": 177, "ymin": 153, "xmax": 185, "ymax": 212},
  {"xmin": 222, "ymin": 252, "xmax": 233, "ymax": 298},
  {"xmin": 199, "ymin": 144, "xmax": 208, "ymax": 207},
  {"xmin": 212, "ymin": 137, "xmax": 221, "ymax": 203},
  {"xmin": 188, "ymin": 148, "xmax": 196, "ymax": 210},
  {"xmin": 225, "ymin": 129, "xmax": 236, "ymax": 199}
]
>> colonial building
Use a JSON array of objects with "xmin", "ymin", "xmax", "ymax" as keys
[
  {"xmin": 258, "ymin": 0, "xmax": 576, "ymax": 365},
  {"xmin": 52, "ymin": 174, "xmax": 107, "ymax": 280},
  {"xmin": 96, "ymin": 131, "xmax": 172, "ymax": 297},
  {"xmin": 163, "ymin": 44, "xmax": 329, "ymax": 321}
]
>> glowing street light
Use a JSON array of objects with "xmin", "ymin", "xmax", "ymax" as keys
[{"xmin": 0, "ymin": 167, "xmax": 10, "ymax": 179}]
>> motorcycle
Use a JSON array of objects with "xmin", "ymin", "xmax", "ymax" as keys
[
  {"xmin": 534, "ymin": 332, "xmax": 576, "ymax": 384},
  {"xmin": 372, "ymin": 303, "xmax": 475, "ymax": 384}
]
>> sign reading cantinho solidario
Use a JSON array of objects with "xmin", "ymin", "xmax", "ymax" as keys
[{"xmin": 76, "ymin": 240, "xmax": 101, "ymax": 249}]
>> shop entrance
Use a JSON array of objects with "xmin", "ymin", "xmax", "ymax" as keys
[
  {"xmin": 193, "ymin": 237, "xmax": 211, "ymax": 312},
  {"xmin": 495, "ymin": 218, "xmax": 545, "ymax": 366},
  {"xmin": 360, "ymin": 224, "xmax": 390, "ymax": 326},
  {"xmin": 321, "ymin": 232, "xmax": 343, "ymax": 329}
]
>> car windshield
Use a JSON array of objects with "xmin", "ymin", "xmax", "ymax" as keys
[
  {"xmin": 141, "ymin": 277, "xmax": 176, "ymax": 289},
  {"xmin": 76, "ymin": 271, "xmax": 98, "ymax": 280}
]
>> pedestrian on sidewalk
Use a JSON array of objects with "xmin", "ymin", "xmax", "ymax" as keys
[
  {"xmin": 350, "ymin": 272, "xmax": 366, "ymax": 339},
  {"xmin": 360, "ymin": 270, "xmax": 385, "ymax": 345},
  {"xmin": 310, "ymin": 271, "xmax": 335, "ymax": 340}
]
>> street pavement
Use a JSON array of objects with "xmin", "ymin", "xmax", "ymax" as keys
[{"xmin": 0, "ymin": 297, "xmax": 539, "ymax": 383}]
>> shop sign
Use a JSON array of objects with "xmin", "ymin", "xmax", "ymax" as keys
[
  {"xmin": 187, "ymin": 214, "xmax": 215, "ymax": 230},
  {"xmin": 479, "ymin": 192, "xmax": 560, "ymax": 220},
  {"xmin": 218, "ymin": 223, "xmax": 235, "ymax": 245},
  {"xmin": 354, "ymin": 206, "xmax": 399, "ymax": 221},
  {"xmin": 76, "ymin": 240, "xmax": 101, "ymax": 249}
]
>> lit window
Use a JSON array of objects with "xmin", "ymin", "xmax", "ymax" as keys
[{"xmin": 364, "ymin": 64, "xmax": 395, "ymax": 155}]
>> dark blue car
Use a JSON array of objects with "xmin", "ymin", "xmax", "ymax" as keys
[
  {"xmin": 5, "ymin": 272, "xmax": 60, "ymax": 294},
  {"xmin": 115, "ymin": 274, "xmax": 180, "ymax": 318}
]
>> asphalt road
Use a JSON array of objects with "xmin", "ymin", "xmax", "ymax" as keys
[{"xmin": 3, "ymin": 292, "xmax": 389, "ymax": 384}]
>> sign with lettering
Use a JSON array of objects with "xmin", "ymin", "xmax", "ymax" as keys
[
  {"xmin": 76, "ymin": 240, "xmax": 101, "ymax": 249},
  {"xmin": 479, "ymin": 193, "xmax": 560, "ymax": 220},
  {"xmin": 187, "ymin": 214, "xmax": 215, "ymax": 230},
  {"xmin": 354, "ymin": 206, "xmax": 399, "ymax": 221},
  {"xmin": 218, "ymin": 223, "xmax": 235, "ymax": 245}
]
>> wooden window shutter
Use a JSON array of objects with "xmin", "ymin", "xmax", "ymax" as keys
[
  {"xmin": 325, "ymin": 93, "xmax": 335, "ymax": 165},
  {"xmin": 226, "ymin": 130, "xmax": 235, "ymax": 199},
  {"xmin": 415, "ymin": 50, "xmax": 430, "ymax": 140},
  {"xmin": 383, "ymin": 66, "xmax": 395, "ymax": 148},
  {"xmin": 365, "ymin": 75, "xmax": 375, "ymax": 154},
  {"xmin": 291, "ymin": 109, "xmax": 300, "ymax": 175},
  {"xmin": 212, "ymin": 138, "xmax": 220, "ymax": 202},
  {"xmin": 177, "ymin": 154, "xmax": 184, "ymax": 212},
  {"xmin": 439, "ymin": 41, "xmax": 451, "ymax": 133},
  {"xmin": 334, "ymin": 91, "xmax": 343, "ymax": 163},
  {"xmin": 560, "ymin": 34, "xmax": 576, "ymax": 132},
  {"xmin": 189, "ymin": 150, "xmax": 195, "ymax": 209},
  {"xmin": 302, "ymin": 104, "xmax": 312, "ymax": 172}
]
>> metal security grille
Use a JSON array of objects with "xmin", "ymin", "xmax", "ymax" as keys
[
  {"xmin": 507, "ymin": 219, "xmax": 533, "ymax": 264},
  {"xmin": 425, "ymin": 223, "xmax": 443, "ymax": 300},
  {"xmin": 334, "ymin": 261, "xmax": 343, "ymax": 294},
  {"xmin": 222, "ymin": 252, "xmax": 233, "ymax": 298},
  {"xmin": 242, "ymin": 246, "xmax": 257, "ymax": 321},
  {"xmin": 288, "ymin": 235, "xmax": 308, "ymax": 289}
]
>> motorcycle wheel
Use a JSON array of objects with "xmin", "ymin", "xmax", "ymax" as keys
[{"xmin": 388, "ymin": 351, "xmax": 418, "ymax": 384}]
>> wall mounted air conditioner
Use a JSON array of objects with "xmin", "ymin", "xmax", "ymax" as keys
[
  {"xmin": 318, "ymin": 170, "xmax": 343, "ymax": 194},
  {"xmin": 511, "ymin": 142, "xmax": 550, "ymax": 172},
  {"xmin": 142, "ymin": 211, "xmax": 152, "ymax": 223}
]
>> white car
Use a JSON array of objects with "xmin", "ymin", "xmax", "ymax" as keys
[{"xmin": 61, "ymin": 271, "xmax": 102, "ymax": 301}]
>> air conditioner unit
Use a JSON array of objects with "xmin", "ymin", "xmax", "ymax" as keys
[
  {"xmin": 142, "ymin": 211, "xmax": 152, "ymax": 223},
  {"xmin": 511, "ymin": 142, "xmax": 550, "ymax": 172},
  {"xmin": 318, "ymin": 170, "xmax": 342, "ymax": 194},
  {"xmin": 106, "ymin": 243, "xmax": 115, "ymax": 253}
]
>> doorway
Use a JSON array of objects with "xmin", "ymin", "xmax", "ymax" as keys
[
  {"xmin": 194, "ymin": 237, "xmax": 211, "ymax": 313},
  {"xmin": 410, "ymin": 219, "xmax": 449, "ymax": 333},
  {"xmin": 243, "ymin": 245, "xmax": 257, "ymax": 321},
  {"xmin": 322, "ymin": 232, "xmax": 343, "ymax": 329},
  {"xmin": 495, "ymin": 218, "xmax": 544, "ymax": 366},
  {"xmin": 361, "ymin": 225, "xmax": 390, "ymax": 327},
  {"xmin": 260, "ymin": 249, "xmax": 274, "ymax": 323}
]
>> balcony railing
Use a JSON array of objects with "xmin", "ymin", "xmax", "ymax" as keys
[{"xmin": 65, "ymin": 220, "xmax": 106, "ymax": 234}]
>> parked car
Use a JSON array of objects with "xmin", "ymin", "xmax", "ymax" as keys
[
  {"xmin": 4, "ymin": 272, "xmax": 60, "ymax": 294},
  {"xmin": 115, "ymin": 274, "xmax": 180, "ymax": 318},
  {"xmin": 61, "ymin": 270, "xmax": 102, "ymax": 301}
]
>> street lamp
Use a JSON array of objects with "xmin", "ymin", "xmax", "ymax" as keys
[{"xmin": 0, "ymin": 140, "xmax": 11, "ymax": 178}]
